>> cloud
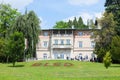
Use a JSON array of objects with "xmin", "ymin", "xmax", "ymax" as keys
[
  {"xmin": 63, "ymin": 12, "xmax": 103, "ymax": 25},
  {"xmin": 68, "ymin": 0, "xmax": 99, "ymax": 6},
  {"xmin": 0, "ymin": 0, "xmax": 34, "ymax": 10}
]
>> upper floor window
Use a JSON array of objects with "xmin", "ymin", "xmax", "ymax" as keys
[
  {"xmin": 54, "ymin": 39, "xmax": 58, "ymax": 45},
  {"xmin": 79, "ymin": 41, "xmax": 83, "ymax": 48},
  {"xmin": 66, "ymin": 39, "xmax": 70, "ymax": 45},
  {"xmin": 78, "ymin": 32, "xmax": 83, "ymax": 36},
  {"xmin": 43, "ymin": 32, "xmax": 48, "ymax": 36},
  {"xmin": 91, "ymin": 41, "xmax": 95, "ymax": 48},
  {"xmin": 60, "ymin": 39, "xmax": 64, "ymax": 45},
  {"xmin": 43, "ymin": 41, "xmax": 48, "ymax": 47}
]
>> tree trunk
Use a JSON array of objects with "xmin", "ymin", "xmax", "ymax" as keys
[
  {"xmin": 6, "ymin": 56, "xmax": 9, "ymax": 63},
  {"xmin": 13, "ymin": 61, "xmax": 15, "ymax": 67}
]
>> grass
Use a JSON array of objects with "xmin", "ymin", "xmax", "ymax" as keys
[{"xmin": 0, "ymin": 60, "xmax": 120, "ymax": 80}]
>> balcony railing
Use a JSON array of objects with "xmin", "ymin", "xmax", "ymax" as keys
[
  {"xmin": 52, "ymin": 44, "xmax": 73, "ymax": 48},
  {"xmin": 52, "ymin": 34, "xmax": 73, "ymax": 37}
]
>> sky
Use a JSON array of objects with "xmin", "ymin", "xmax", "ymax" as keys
[{"xmin": 0, "ymin": 0, "xmax": 106, "ymax": 29}]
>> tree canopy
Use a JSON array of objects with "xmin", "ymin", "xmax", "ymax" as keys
[
  {"xmin": 105, "ymin": 0, "xmax": 120, "ymax": 35},
  {"xmin": 8, "ymin": 32, "xmax": 25, "ymax": 66},
  {"xmin": 93, "ymin": 12, "xmax": 116, "ymax": 62},
  {"xmin": 0, "ymin": 4, "xmax": 20, "ymax": 38},
  {"xmin": 53, "ymin": 17, "xmax": 88, "ymax": 29},
  {"xmin": 14, "ymin": 10, "xmax": 40, "ymax": 58}
]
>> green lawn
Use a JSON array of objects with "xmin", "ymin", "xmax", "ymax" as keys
[{"xmin": 0, "ymin": 60, "xmax": 120, "ymax": 80}]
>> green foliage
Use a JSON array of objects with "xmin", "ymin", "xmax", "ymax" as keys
[
  {"xmin": 53, "ymin": 21, "xmax": 68, "ymax": 29},
  {"xmin": 8, "ymin": 32, "xmax": 25, "ymax": 67},
  {"xmin": 0, "ymin": 4, "xmax": 20, "ymax": 38},
  {"xmin": 110, "ymin": 36, "xmax": 120, "ymax": 62},
  {"xmin": 93, "ymin": 12, "xmax": 116, "ymax": 61},
  {"xmin": 14, "ymin": 10, "xmax": 40, "ymax": 58},
  {"xmin": 103, "ymin": 51, "xmax": 112, "ymax": 69},
  {"xmin": 87, "ymin": 19, "xmax": 96, "ymax": 29},
  {"xmin": 0, "ymin": 38, "xmax": 5, "ymax": 56},
  {"xmin": 105, "ymin": 0, "xmax": 120, "ymax": 35},
  {"xmin": 53, "ymin": 17, "xmax": 88, "ymax": 29},
  {"xmin": 67, "ymin": 20, "xmax": 73, "ymax": 28}
]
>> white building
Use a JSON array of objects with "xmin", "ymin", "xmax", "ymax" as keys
[{"xmin": 36, "ymin": 29, "xmax": 96, "ymax": 61}]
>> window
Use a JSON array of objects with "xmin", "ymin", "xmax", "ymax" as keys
[
  {"xmin": 66, "ymin": 39, "xmax": 70, "ymax": 45},
  {"xmin": 60, "ymin": 54, "xmax": 64, "ymax": 59},
  {"xmin": 78, "ymin": 32, "xmax": 83, "ymax": 36},
  {"xmin": 60, "ymin": 39, "xmax": 64, "ymax": 45},
  {"xmin": 91, "ymin": 41, "xmax": 95, "ymax": 48},
  {"xmin": 79, "ymin": 41, "xmax": 83, "ymax": 48},
  {"xmin": 43, "ymin": 32, "xmax": 48, "ymax": 36},
  {"xmin": 43, "ymin": 41, "xmax": 48, "ymax": 47},
  {"xmin": 54, "ymin": 54, "xmax": 58, "ymax": 59},
  {"xmin": 85, "ymin": 55, "xmax": 88, "ymax": 59},
  {"xmin": 54, "ymin": 39, "xmax": 58, "ymax": 45},
  {"xmin": 43, "ymin": 53, "xmax": 47, "ymax": 59}
]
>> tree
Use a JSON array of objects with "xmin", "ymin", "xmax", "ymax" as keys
[
  {"xmin": 103, "ymin": 51, "xmax": 112, "ymax": 69},
  {"xmin": 27, "ymin": 11, "xmax": 40, "ymax": 58},
  {"xmin": 110, "ymin": 36, "xmax": 120, "ymax": 62},
  {"xmin": 78, "ymin": 17, "xmax": 85, "ymax": 29},
  {"xmin": 0, "ymin": 4, "xmax": 20, "ymax": 62},
  {"xmin": 73, "ymin": 17, "xmax": 78, "ymax": 29},
  {"xmin": 53, "ymin": 17, "xmax": 88, "ymax": 29},
  {"xmin": 0, "ymin": 4, "xmax": 20, "ymax": 38},
  {"xmin": 53, "ymin": 21, "xmax": 68, "ymax": 29},
  {"xmin": 0, "ymin": 38, "xmax": 6, "ymax": 62},
  {"xmin": 9, "ymin": 32, "xmax": 24, "ymax": 67},
  {"xmin": 87, "ymin": 19, "xmax": 96, "ymax": 29},
  {"xmin": 93, "ymin": 12, "xmax": 116, "ymax": 62},
  {"xmin": 67, "ymin": 20, "xmax": 73, "ymax": 28},
  {"xmin": 14, "ymin": 11, "xmax": 40, "ymax": 58},
  {"xmin": 105, "ymin": 0, "xmax": 120, "ymax": 35}
]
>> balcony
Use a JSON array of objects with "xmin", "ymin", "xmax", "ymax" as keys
[
  {"xmin": 52, "ymin": 44, "xmax": 73, "ymax": 49},
  {"xmin": 52, "ymin": 34, "xmax": 73, "ymax": 37},
  {"xmin": 74, "ymin": 47, "xmax": 94, "ymax": 51}
]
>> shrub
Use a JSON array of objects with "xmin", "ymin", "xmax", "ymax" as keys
[{"xmin": 103, "ymin": 51, "xmax": 112, "ymax": 69}]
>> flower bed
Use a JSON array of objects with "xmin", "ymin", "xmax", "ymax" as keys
[
  {"xmin": 32, "ymin": 62, "xmax": 73, "ymax": 67},
  {"xmin": 64, "ymin": 63, "xmax": 73, "ymax": 67}
]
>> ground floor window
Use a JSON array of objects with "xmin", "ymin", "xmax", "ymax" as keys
[
  {"xmin": 43, "ymin": 53, "xmax": 47, "ymax": 59},
  {"xmin": 60, "ymin": 54, "xmax": 64, "ymax": 59},
  {"xmin": 54, "ymin": 54, "xmax": 64, "ymax": 59}
]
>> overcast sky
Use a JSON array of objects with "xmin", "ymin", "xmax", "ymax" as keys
[{"xmin": 0, "ymin": 0, "xmax": 105, "ymax": 29}]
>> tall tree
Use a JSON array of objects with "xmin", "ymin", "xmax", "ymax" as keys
[
  {"xmin": 105, "ymin": 0, "xmax": 120, "ymax": 35},
  {"xmin": 14, "ymin": 11, "xmax": 40, "ymax": 59},
  {"xmin": 87, "ymin": 19, "xmax": 96, "ymax": 29},
  {"xmin": 68, "ymin": 20, "xmax": 73, "ymax": 28},
  {"xmin": 94, "ymin": 12, "xmax": 116, "ymax": 62},
  {"xmin": 27, "ymin": 11, "xmax": 40, "ymax": 58},
  {"xmin": 73, "ymin": 17, "xmax": 78, "ymax": 29},
  {"xmin": 78, "ymin": 17, "xmax": 84, "ymax": 29},
  {"xmin": 0, "ymin": 4, "xmax": 20, "ymax": 62}
]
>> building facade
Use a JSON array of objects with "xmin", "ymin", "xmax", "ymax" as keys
[{"xmin": 36, "ymin": 29, "xmax": 96, "ymax": 61}]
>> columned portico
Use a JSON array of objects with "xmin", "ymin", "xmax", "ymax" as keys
[{"xmin": 52, "ymin": 48, "xmax": 72, "ymax": 59}]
